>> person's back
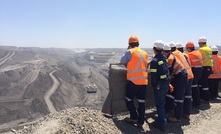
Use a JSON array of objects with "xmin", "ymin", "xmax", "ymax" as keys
[
  {"xmin": 198, "ymin": 36, "xmax": 212, "ymax": 102},
  {"xmin": 209, "ymin": 54, "xmax": 221, "ymax": 78},
  {"xmin": 120, "ymin": 35, "xmax": 148, "ymax": 129},
  {"xmin": 167, "ymin": 53, "xmax": 186, "ymax": 78},
  {"xmin": 127, "ymin": 47, "xmax": 148, "ymax": 85},
  {"xmin": 175, "ymin": 42, "xmax": 194, "ymax": 120},
  {"xmin": 186, "ymin": 41, "xmax": 203, "ymax": 108},
  {"xmin": 150, "ymin": 40, "xmax": 170, "ymax": 132},
  {"xmin": 188, "ymin": 50, "xmax": 203, "ymax": 68},
  {"xmin": 162, "ymin": 43, "xmax": 188, "ymax": 122},
  {"xmin": 173, "ymin": 49, "xmax": 194, "ymax": 80},
  {"xmin": 199, "ymin": 45, "xmax": 213, "ymax": 67},
  {"xmin": 208, "ymin": 46, "xmax": 221, "ymax": 99}
]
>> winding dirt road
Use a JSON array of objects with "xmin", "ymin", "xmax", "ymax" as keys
[
  {"xmin": 44, "ymin": 70, "xmax": 59, "ymax": 113},
  {"xmin": 0, "ymin": 51, "xmax": 15, "ymax": 66}
]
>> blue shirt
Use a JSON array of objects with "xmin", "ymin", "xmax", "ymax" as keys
[{"xmin": 120, "ymin": 50, "xmax": 132, "ymax": 66}]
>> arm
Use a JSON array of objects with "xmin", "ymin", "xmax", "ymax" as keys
[
  {"xmin": 150, "ymin": 58, "xmax": 158, "ymax": 87},
  {"xmin": 120, "ymin": 50, "xmax": 132, "ymax": 66}
]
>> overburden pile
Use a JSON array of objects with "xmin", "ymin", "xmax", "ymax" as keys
[{"xmin": 17, "ymin": 107, "xmax": 121, "ymax": 134}]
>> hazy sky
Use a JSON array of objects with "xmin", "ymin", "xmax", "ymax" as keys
[{"xmin": 0, "ymin": 0, "xmax": 221, "ymax": 48}]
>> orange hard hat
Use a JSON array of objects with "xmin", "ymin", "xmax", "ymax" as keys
[
  {"xmin": 186, "ymin": 42, "xmax": 195, "ymax": 48},
  {"xmin": 128, "ymin": 35, "xmax": 139, "ymax": 44}
]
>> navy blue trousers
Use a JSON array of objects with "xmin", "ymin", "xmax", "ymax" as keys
[
  {"xmin": 183, "ymin": 78, "xmax": 193, "ymax": 115},
  {"xmin": 199, "ymin": 66, "xmax": 212, "ymax": 101},
  {"xmin": 152, "ymin": 81, "xmax": 169, "ymax": 127},
  {"xmin": 209, "ymin": 78, "xmax": 220, "ymax": 98},
  {"xmin": 191, "ymin": 68, "xmax": 202, "ymax": 106},
  {"xmin": 165, "ymin": 74, "xmax": 187, "ymax": 120},
  {"xmin": 125, "ymin": 80, "xmax": 147, "ymax": 125}
]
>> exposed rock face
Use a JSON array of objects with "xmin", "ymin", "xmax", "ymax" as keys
[{"xmin": 0, "ymin": 46, "xmax": 124, "ymax": 129}]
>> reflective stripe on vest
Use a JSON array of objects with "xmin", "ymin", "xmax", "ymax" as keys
[
  {"xmin": 209, "ymin": 55, "xmax": 221, "ymax": 79},
  {"xmin": 168, "ymin": 53, "xmax": 186, "ymax": 77},
  {"xmin": 173, "ymin": 50, "xmax": 194, "ymax": 79},
  {"xmin": 127, "ymin": 48, "xmax": 148, "ymax": 85},
  {"xmin": 188, "ymin": 50, "xmax": 203, "ymax": 68}
]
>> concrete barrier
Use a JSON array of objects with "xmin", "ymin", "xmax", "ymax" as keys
[
  {"xmin": 102, "ymin": 64, "xmax": 155, "ymax": 116},
  {"xmin": 102, "ymin": 63, "xmax": 221, "ymax": 117}
]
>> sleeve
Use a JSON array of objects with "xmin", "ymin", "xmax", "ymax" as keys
[
  {"xmin": 150, "ymin": 58, "xmax": 158, "ymax": 87},
  {"xmin": 120, "ymin": 50, "xmax": 132, "ymax": 65},
  {"xmin": 218, "ymin": 56, "xmax": 221, "ymax": 70}
]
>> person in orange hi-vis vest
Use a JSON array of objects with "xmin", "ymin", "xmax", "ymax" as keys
[
  {"xmin": 175, "ymin": 42, "xmax": 194, "ymax": 120},
  {"xmin": 162, "ymin": 42, "xmax": 187, "ymax": 123},
  {"xmin": 208, "ymin": 46, "xmax": 221, "ymax": 99},
  {"xmin": 185, "ymin": 42, "xmax": 203, "ymax": 108},
  {"xmin": 120, "ymin": 35, "xmax": 148, "ymax": 129}
]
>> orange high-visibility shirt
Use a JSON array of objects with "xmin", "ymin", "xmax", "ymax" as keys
[{"xmin": 188, "ymin": 50, "xmax": 203, "ymax": 68}]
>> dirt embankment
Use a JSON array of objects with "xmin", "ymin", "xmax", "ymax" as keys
[{"xmin": 2, "ymin": 97, "xmax": 221, "ymax": 134}]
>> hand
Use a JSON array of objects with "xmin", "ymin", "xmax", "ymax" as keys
[{"xmin": 169, "ymin": 84, "xmax": 174, "ymax": 92}]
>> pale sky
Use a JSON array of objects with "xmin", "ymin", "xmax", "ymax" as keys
[{"xmin": 0, "ymin": 0, "xmax": 221, "ymax": 48}]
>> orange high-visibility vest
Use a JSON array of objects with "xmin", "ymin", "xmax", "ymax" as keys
[
  {"xmin": 173, "ymin": 50, "xmax": 194, "ymax": 79},
  {"xmin": 208, "ymin": 55, "xmax": 221, "ymax": 79},
  {"xmin": 127, "ymin": 47, "xmax": 148, "ymax": 85},
  {"xmin": 167, "ymin": 53, "xmax": 186, "ymax": 78},
  {"xmin": 187, "ymin": 50, "xmax": 203, "ymax": 68},
  {"xmin": 183, "ymin": 52, "xmax": 191, "ymax": 65}
]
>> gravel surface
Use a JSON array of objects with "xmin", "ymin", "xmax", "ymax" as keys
[{"xmin": 3, "ymin": 97, "xmax": 221, "ymax": 134}]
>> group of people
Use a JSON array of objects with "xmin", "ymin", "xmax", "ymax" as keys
[{"xmin": 119, "ymin": 35, "xmax": 221, "ymax": 132}]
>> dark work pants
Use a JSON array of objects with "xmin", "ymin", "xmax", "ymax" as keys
[
  {"xmin": 209, "ymin": 78, "xmax": 220, "ymax": 98},
  {"xmin": 191, "ymin": 68, "xmax": 203, "ymax": 106},
  {"xmin": 199, "ymin": 66, "xmax": 212, "ymax": 101},
  {"xmin": 152, "ymin": 81, "xmax": 169, "ymax": 127},
  {"xmin": 165, "ymin": 74, "xmax": 187, "ymax": 120},
  {"xmin": 183, "ymin": 78, "xmax": 193, "ymax": 115},
  {"xmin": 125, "ymin": 80, "xmax": 147, "ymax": 125}
]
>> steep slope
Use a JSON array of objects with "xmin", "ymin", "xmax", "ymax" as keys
[{"xmin": 0, "ymin": 46, "xmax": 118, "ymax": 131}]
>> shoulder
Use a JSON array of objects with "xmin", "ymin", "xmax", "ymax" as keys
[
  {"xmin": 151, "ymin": 57, "xmax": 158, "ymax": 63},
  {"xmin": 150, "ymin": 57, "xmax": 159, "ymax": 65},
  {"xmin": 125, "ymin": 50, "xmax": 132, "ymax": 55}
]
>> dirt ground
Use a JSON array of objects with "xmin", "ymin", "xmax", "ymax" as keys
[
  {"xmin": 113, "ymin": 96, "xmax": 221, "ymax": 134},
  {"xmin": 1, "ymin": 97, "xmax": 220, "ymax": 134}
]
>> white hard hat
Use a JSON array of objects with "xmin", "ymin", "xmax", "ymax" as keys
[
  {"xmin": 163, "ymin": 43, "xmax": 171, "ymax": 51},
  {"xmin": 199, "ymin": 36, "xmax": 207, "ymax": 43},
  {"xmin": 153, "ymin": 40, "xmax": 164, "ymax": 50},
  {"xmin": 211, "ymin": 45, "xmax": 218, "ymax": 51},
  {"xmin": 169, "ymin": 41, "xmax": 176, "ymax": 47},
  {"xmin": 176, "ymin": 42, "xmax": 183, "ymax": 48}
]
